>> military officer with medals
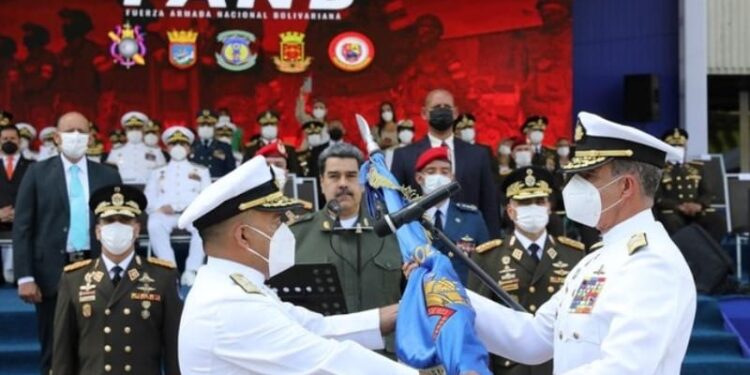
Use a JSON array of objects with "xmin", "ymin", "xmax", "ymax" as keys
[
  {"xmin": 107, "ymin": 111, "xmax": 166, "ymax": 184},
  {"xmin": 53, "ymin": 184, "xmax": 182, "ymax": 375},
  {"xmin": 176, "ymin": 155, "xmax": 419, "ymax": 374},
  {"xmin": 655, "ymin": 128, "xmax": 726, "ymax": 242},
  {"xmin": 468, "ymin": 166, "xmax": 584, "ymax": 375},
  {"xmin": 413, "ymin": 146, "xmax": 492, "ymax": 284},
  {"xmin": 145, "ymin": 126, "xmax": 211, "ymax": 287},
  {"xmin": 460, "ymin": 112, "xmax": 696, "ymax": 374},
  {"xmin": 242, "ymin": 110, "xmax": 301, "ymax": 174},
  {"xmin": 189, "ymin": 109, "xmax": 236, "ymax": 178}
]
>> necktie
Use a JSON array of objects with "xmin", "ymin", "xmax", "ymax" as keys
[
  {"xmin": 204, "ymin": 140, "xmax": 209, "ymax": 148},
  {"xmin": 434, "ymin": 210, "xmax": 443, "ymax": 231},
  {"xmin": 68, "ymin": 165, "xmax": 89, "ymax": 251},
  {"xmin": 111, "ymin": 266, "xmax": 123, "ymax": 286},
  {"xmin": 528, "ymin": 243, "xmax": 541, "ymax": 262},
  {"xmin": 5, "ymin": 155, "xmax": 13, "ymax": 180}
]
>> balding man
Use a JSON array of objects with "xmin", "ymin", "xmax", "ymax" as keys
[
  {"xmin": 13, "ymin": 111, "xmax": 121, "ymax": 375},
  {"xmin": 463, "ymin": 112, "xmax": 696, "ymax": 375},
  {"xmin": 390, "ymin": 89, "xmax": 501, "ymax": 237}
]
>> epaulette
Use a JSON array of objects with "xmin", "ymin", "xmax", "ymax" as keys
[
  {"xmin": 289, "ymin": 212, "xmax": 315, "ymax": 226},
  {"xmin": 64, "ymin": 259, "xmax": 92, "ymax": 272},
  {"xmin": 147, "ymin": 257, "xmax": 176, "ymax": 269},
  {"xmin": 299, "ymin": 199, "xmax": 313, "ymax": 211},
  {"xmin": 589, "ymin": 241, "xmax": 604, "ymax": 252},
  {"xmin": 627, "ymin": 233, "xmax": 648, "ymax": 255},
  {"xmin": 245, "ymin": 138, "xmax": 260, "ymax": 148},
  {"xmin": 475, "ymin": 239, "xmax": 502, "ymax": 254},
  {"xmin": 557, "ymin": 236, "xmax": 585, "ymax": 251},
  {"xmin": 229, "ymin": 273, "xmax": 261, "ymax": 294},
  {"xmin": 455, "ymin": 203, "xmax": 478, "ymax": 212}
]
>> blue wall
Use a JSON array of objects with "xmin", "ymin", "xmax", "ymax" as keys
[{"xmin": 574, "ymin": 0, "xmax": 679, "ymax": 137}]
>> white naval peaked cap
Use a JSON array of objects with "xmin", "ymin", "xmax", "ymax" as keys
[
  {"xmin": 39, "ymin": 127, "xmax": 56, "ymax": 140},
  {"xmin": 15, "ymin": 122, "xmax": 37, "ymax": 139},
  {"xmin": 120, "ymin": 111, "xmax": 149, "ymax": 128},
  {"xmin": 178, "ymin": 155, "xmax": 302, "ymax": 231},
  {"xmin": 162, "ymin": 126, "xmax": 195, "ymax": 144},
  {"xmin": 216, "ymin": 115, "xmax": 237, "ymax": 131},
  {"xmin": 562, "ymin": 111, "xmax": 681, "ymax": 172}
]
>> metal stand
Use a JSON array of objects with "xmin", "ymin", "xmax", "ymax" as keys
[{"xmin": 420, "ymin": 217, "xmax": 527, "ymax": 312}]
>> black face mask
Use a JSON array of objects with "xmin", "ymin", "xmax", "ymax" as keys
[
  {"xmin": 1, "ymin": 141, "xmax": 18, "ymax": 155},
  {"xmin": 428, "ymin": 107, "xmax": 454, "ymax": 131},
  {"xmin": 329, "ymin": 127, "xmax": 344, "ymax": 141}
]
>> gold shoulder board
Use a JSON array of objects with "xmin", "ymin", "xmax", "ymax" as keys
[
  {"xmin": 230, "ymin": 273, "xmax": 261, "ymax": 294},
  {"xmin": 147, "ymin": 257, "xmax": 176, "ymax": 269},
  {"xmin": 628, "ymin": 233, "xmax": 648, "ymax": 255},
  {"xmin": 557, "ymin": 236, "xmax": 585, "ymax": 251},
  {"xmin": 64, "ymin": 259, "xmax": 92, "ymax": 272},
  {"xmin": 590, "ymin": 241, "xmax": 604, "ymax": 251},
  {"xmin": 476, "ymin": 239, "xmax": 503, "ymax": 254}
]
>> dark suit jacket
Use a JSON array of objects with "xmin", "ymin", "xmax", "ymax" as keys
[
  {"xmin": 0, "ymin": 156, "xmax": 33, "ymax": 232},
  {"xmin": 12, "ymin": 156, "xmax": 122, "ymax": 295},
  {"xmin": 391, "ymin": 137, "xmax": 501, "ymax": 237}
]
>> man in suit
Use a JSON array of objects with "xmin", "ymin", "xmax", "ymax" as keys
[
  {"xmin": 190, "ymin": 109, "xmax": 236, "ymax": 178},
  {"xmin": 242, "ymin": 110, "xmax": 300, "ymax": 174},
  {"xmin": 390, "ymin": 89, "xmax": 501, "ymax": 237},
  {"xmin": 413, "ymin": 146, "xmax": 491, "ymax": 283},
  {"xmin": 1, "ymin": 124, "xmax": 34, "ymax": 283},
  {"xmin": 53, "ymin": 184, "xmax": 182, "ymax": 375},
  {"xmin": 13, "ymin": 111, "xmax": 122, "ymax": 375},
  {"xmin": 468, "ymin": 166, "xmax": 585, "ymax": 375}
]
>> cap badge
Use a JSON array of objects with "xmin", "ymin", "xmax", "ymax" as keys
[
  {"xmin": 112, "ymin": 193, "xmax": 124, "ymax": 206},
  {"xmin": 575, "ymin": 120, "xmax": 585, "ymax": 142},
  {"xmin": 524, "ymin": 169, "xmax": 536, "ymax": 187}
]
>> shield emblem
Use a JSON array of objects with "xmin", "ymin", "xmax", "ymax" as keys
[{"xmin": 169, "ymin": 42, "xmax": 196, "ymax": 69}]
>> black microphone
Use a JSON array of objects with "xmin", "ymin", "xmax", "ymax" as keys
[
  {"xmin": 326, "ymin": 199, "xmax": 341, "ymax": 226},
  {"xmin": 373, "ymin": 181, "xmax": 461, "ymax": 237}
]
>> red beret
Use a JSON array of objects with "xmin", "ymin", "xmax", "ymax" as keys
[
  {"xmin": 415, "ymin": 146, "xmax": 450, "ymax": 172},
  {"xmin": 257, "ymin": 142, "xmax": 287, "ymax": 158}
]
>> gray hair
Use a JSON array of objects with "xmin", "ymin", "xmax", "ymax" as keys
[
  {"xmin": 609, "ymin": 159, "xmax": 663, "ymax": 199},
  {"xmin": 318, "ymin": 142, "xmax": 364, "ymax": 174}
]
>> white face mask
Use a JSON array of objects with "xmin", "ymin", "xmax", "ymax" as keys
[
  {"xmin": 100, "ymin": 222, "xmax": 135, "ymax": 255},
  {"xmin": 529, "ymin": 130, "xmax": 544, "ymax": 145},
  {"xmin": 126, "ymin": 130, "xmax": 143, "ymax": 144},
  {"xmin": 514, "ymin": 151, "xmax": 533, "ymax": 167},
  {"xmin": 422, "ymin": 173, "xmax": 451, "ymax": 195},
  {"xmin": 20, "ymin": 138, "xmax": 30, "ymax": 151},
  {"xmin": 562, "ymin": 174, "xmax": 625, "ymax": 228},
  {"xmin": 243, "ymin": 223, "xmax": 296, "ymax": 278},
  {"xmin": 308, "ymin": 134, "xmax": 324, "ymax": 147},
  {"xmin": 381, "ymin": 111, "xmax": 394, "ymax": 122},
  {"xmin": 514, "ymin": 204, "xmax": 549, "ymax": 234},
  {"xmin": 459, "ymin": 128, "xmax": 476, "ymax": 143},
  {"xmin": 670, "ymin": 146, "xmax": 685, "ymax": 163},
  {"xmin": 144, "ymin": 133, "xmax": 159, "ymax": 147},
  {"xmin": 261, "ymin": 125, "xmax": 278, "ymax": 140},
  {"xmin": 557, "ymin": 146, "xmax": 570, "ymax": 157},
  {"xmin": 60, "ymin": 132, "xmax": 89, "ymax": 160},
  {"xmin": 169, "ymin": 145, "xmax": 188, "ymax": 161},
  {"xmin": 398, "ymin": 130, "xmax": 414, "ymax": 144},
  {"xmin": 217, "ymin": 136, "xmax": 232, "ymax": 144},
  {"xmin": 498, "ymin": 145, "xmax": 512, "ymax": 156},
  {"xmin": 197, "ymin": 126, "xmax": 214, "ymax": 140},
  {"xmin": 312, "ymin": 108, "xmax": 327, "ymax": 120}
]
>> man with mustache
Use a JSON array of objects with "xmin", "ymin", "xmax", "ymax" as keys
[{"xmin": 290, "ymin": 142, "xmax": 403, "ymax": 357}]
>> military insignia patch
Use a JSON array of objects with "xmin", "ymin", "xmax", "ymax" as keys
[
  {"xmin": 168, "ymin": 29, "xmax": 198, "ymax": 69},
  {"xmin": 82, "ymin": 303, "xmax": 92, "ymax": 318},
  {"xmin": 215, "ymin": 30, "xmax": 257, "ymax": 72},
  {"xmin": 273, "ymin": 31, "xmax": 312, "ymax": 73},
  {"xmin": 328, "ymin": 32, "xmax": 375, "ymax": 72},
  {"xmin": 574, "ymin": 119, "xmax": 585, "ymax": 142},
  {"xmin": 512, "ymin": 249, "xmax": 524, "ymax": 261},
  {"xmin": 502, "ymin": 256, "xmax": 511, "ymax": 265},
  {"xmin": 128, "ymin": 269, "xmax": 139, "ymax": 281},
  {"xmin": 547, "ymin": 248, "xmax": 558, "ymax": 260},
  {"xmin": 108, "ymin": 23, "xmax": 147, "ymax": 69},
  {"xmin": 569, "ymin": 275, "xmax": 606, "ymax": 314}
]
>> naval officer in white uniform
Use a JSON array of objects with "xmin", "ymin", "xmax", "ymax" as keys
[
  {"xmin": 448, "ymin": 112, "xmax": 696, "ymax": 374},
  {"xmin": 176, "ymin": 155, "xmax": 420, "ymax": 374},
  {"xmin": 107, "ymin": 111, "xmax": 166, "ymax": 184},
  {"xmin": 144, "ymin": 126, "xmax": 211, "ymax": 287}
]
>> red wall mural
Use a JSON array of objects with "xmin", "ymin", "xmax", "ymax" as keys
[{"xmin": 0, "ymin": 0, "xmax": 572, "ymax": 151}]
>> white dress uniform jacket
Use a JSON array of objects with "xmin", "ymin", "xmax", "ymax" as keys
[
  {"xmin": 107, "ymin": 142, "xmax": 166, "ymax": 184},
  {"xmin": 179, "ymin": 257, "xmax": 418, "ymax": 375},
  {"xmin": 469, "ymin": 209, "xmax": 696, "ymax": 375}
]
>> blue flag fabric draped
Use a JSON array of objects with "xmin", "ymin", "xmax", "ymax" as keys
[{"xmin": 359, "ymin": 151, "xmax": 490, "ymax": 375}]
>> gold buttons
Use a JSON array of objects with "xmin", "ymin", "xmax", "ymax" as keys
[
  {"xmin": 104, "ymin": 345, "xmax": 112, "ymax": 352},
  {"xmin": 504, "ymin": 360, "xmax": 511, "ymax": 367},
  {"xmin": 123, "ymin": 308, "xmax": 131, "ymax": 315},
  {"xmin": 529, "ymin": 304, "xmax": 537, "ymax": 312},
  {"xmin": 105, "ymin": 364, "xmax": 112, "ymax": 372},
  {"xmin": 548, "ymin": 286, "xmax": 555, "ymax": 293},
  {"xmin": 104, "ymin": 327, "xmax": 111, "ymax": 334},
  {"xmin": 125, "ymin": 365, "xmax": 132, "ymax": 372},
  {"xmin": 104, "ymin": 309, "xmax": 111, "ymax": 316},
  {"xmin": 573, "ymin": 332, "xmax": 580, "ymax": 340},
  {"xmin": 124, "ymin": 327, "xmax": 131, "ymax": 334},
  {"xmin": 529, "ymin": 286, "xmax": 536, "ymax": 293},
  {"xmin": 125, "ymin": 346, "xmax": 132, "ymax": 353}
]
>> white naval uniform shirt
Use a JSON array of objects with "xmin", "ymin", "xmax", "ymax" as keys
[
  {"xmin": 144, "ymin": 160, "xmax": 211, "ymax": 214},
  {"xmin": 469, "ymin": 209, "xmax": 696, "ymax": 375},
  {"xmin": 107, "ymin": 142, "xmax": 166, "ymax": 184},
  {"xmin": 178, "ymin": 257, "xmax": 418, "ymax": 375}
]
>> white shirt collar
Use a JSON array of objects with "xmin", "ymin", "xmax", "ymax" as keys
[
  {"xmin": 425, "ymin": 199, "xmax": 450, "ymax": 223},
  {"xmin": 514, "ymin": 229, "xmax": 547, "ymax": 254},
  {"xmin": 60, "ymin": 153, "xmax": 89, "ymax": 176},
  {"xmin": 1, "ymin": 152, "xmax": 20, "ymax": 167},
  {"xmin": 339, "ymin": 216, "xmax": 358, "ymax": 229},
  {"xmin": 101, "ymin": 251, "xmax": 135, "ymax": 276},
  {"xmin": 428, "ymin": 133, "xmax": 454, "ymax": 149},
  {"xmin": 207, "ymin": 256, "xmax": 266, "ymax": 286},
  {"xmin": 601, "ymin": 209, "xmax": 656, "ymax": 245}
]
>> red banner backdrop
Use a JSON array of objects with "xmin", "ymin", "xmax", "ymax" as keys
[{"xmin": 0, "ymin": 0, "xmax": 572, "ymax": 150}]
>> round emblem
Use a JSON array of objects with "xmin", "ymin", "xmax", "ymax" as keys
[
  {"xmin": 502, "ymin": 256, "xmax": 511, "ymax": 265},
  {"xmin": 328, "ymin": 32, "xmax": 375, "ymax": 72},
  {"xmin": 524, "ymin": 169, "xmax": 536, "ymax": 187},
  {"xmin": 112, "ymin": 193, "xmax": 125, "ymax": 206},
  {"xmin": 215, "ymin": 30, "xmax": 258, "ymax": 72}
]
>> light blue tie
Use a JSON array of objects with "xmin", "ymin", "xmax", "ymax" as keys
[{"xmin": 68, "ymin": 165, "xmax": 89, "ymax": 251}]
